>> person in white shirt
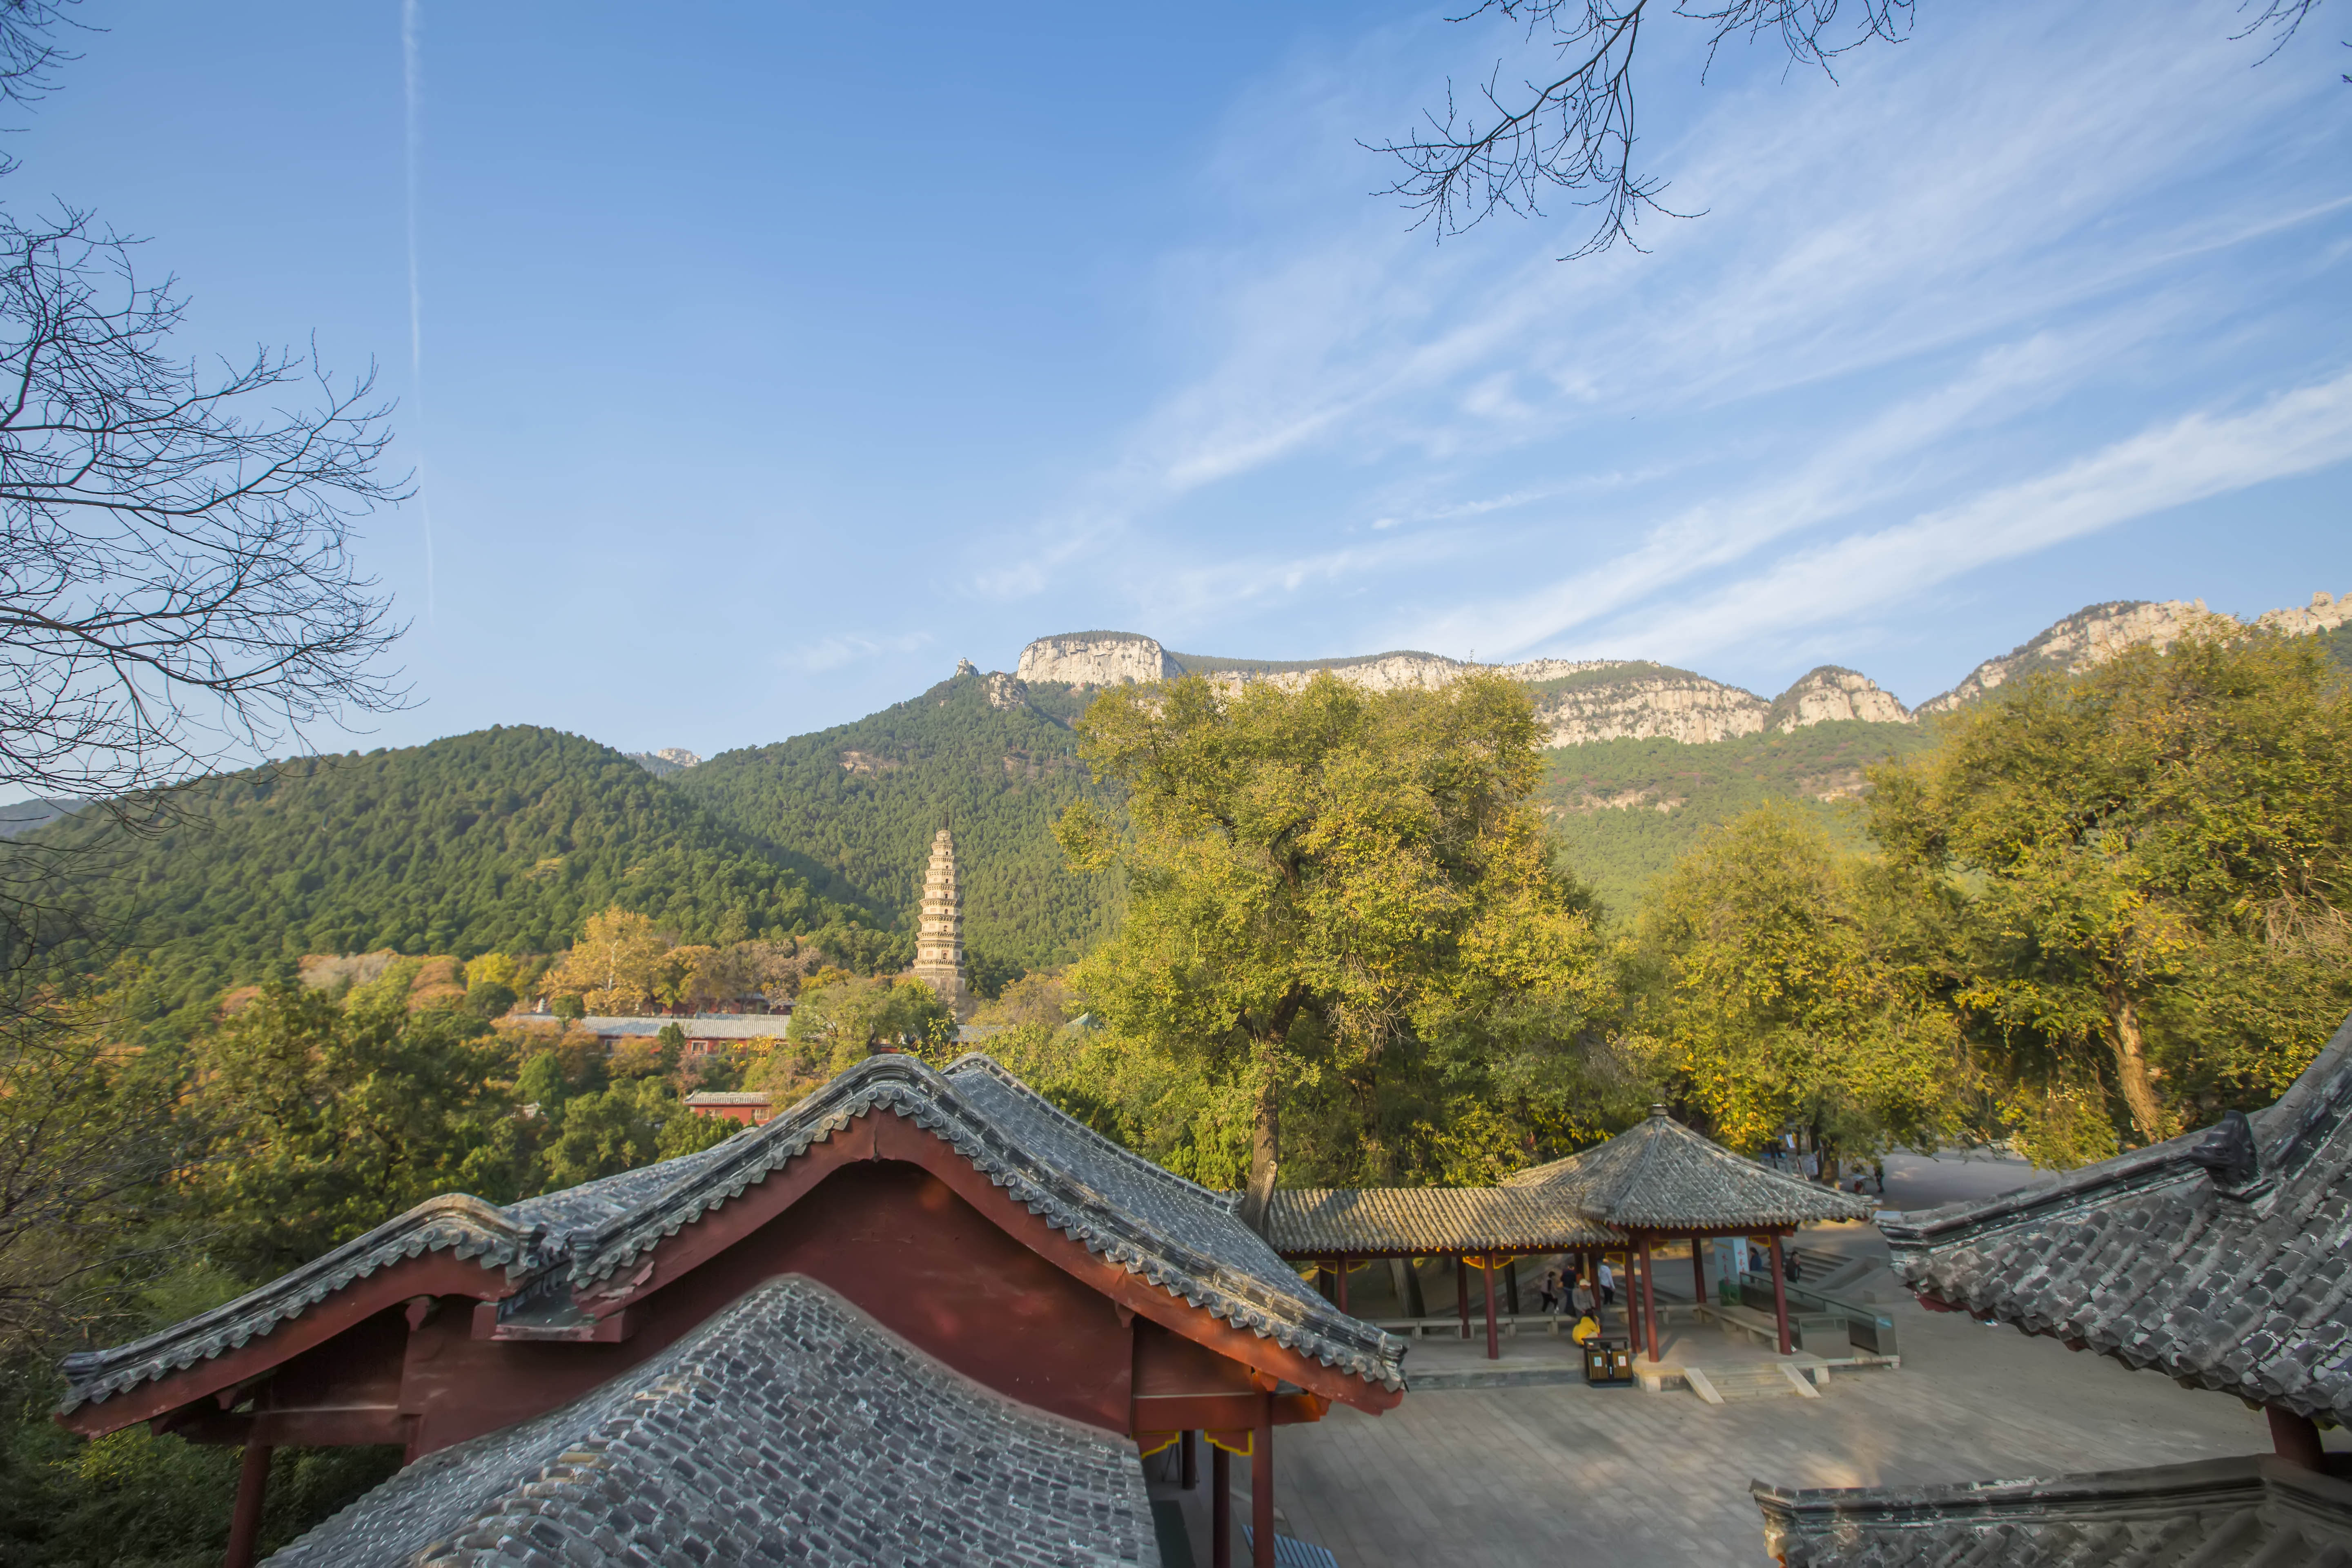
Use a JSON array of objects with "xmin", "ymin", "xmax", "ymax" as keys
[{"xmin": 1597, "ymin": 1258, "xmax": 1616, "ymax": 1309}]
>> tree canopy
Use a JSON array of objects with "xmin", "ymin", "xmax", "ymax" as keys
[{"xmin": 1058, "ymin": 670, "xmax": 1621, "ymax": 1212}]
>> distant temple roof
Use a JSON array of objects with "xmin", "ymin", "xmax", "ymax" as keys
[
  {"xmin": 61, "ymin": 1052, "xmax": 1405, "ymax": 1417},
  {"xmin": 1261, "ymin": 1187, "xmax": 1624, "ymax": 1256},
  {"xmin": 1502, "ymin": 1107, "xmax": 1877, "ymax": 1232},
  {"xmin": 1884, "ymin": 1016, "xmax": 2352, "ymax": 1427},
  {"xmin": 266, "ymin": 1276, "xmax": 1158, "ymax": 1567},
  {"xmin": 1753, "ymin": 1454, "xmax": 2352, "ymax": 1568}
]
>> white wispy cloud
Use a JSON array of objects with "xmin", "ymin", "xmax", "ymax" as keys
[
  {"xmin": 990, "ymin": 0, "xmax": 2350, "ymax": 667},
  {"xmin": 783, "ymin": 632, "xmax": 933, "ymax": 673},
  {"xmin": 1605, "ymin": 369, "xmax": 2352, "ymax": 673}
]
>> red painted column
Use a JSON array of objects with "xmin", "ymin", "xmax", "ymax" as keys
[
  {"xmin": 1639, "ymin": 1235, "xmax": 1659, "ymax": 1363},
  {"xmin": 1213, "ymin": 1443, "xmax": 1232, "ymax": 1568},
  {"xmin": 1482, "ymin": 1258, "xmax": 1499, "ymax": 1360},
  {"xmin": 2270, "ymin": 1407, "xmax": 2328, "ymax": 1470},
  {"xmin": 1456, "ymin": 1256, "xmax": 1470, "ymax": 1340},
  {"xmin": 1769, "ymin": 1233, "xmax": 1793, "ymax": 1355},
  {"xmin": 224, "ymin": 1441, "xmax": 273, "ymax": 1568},
  {"xmin": 1252, "ymin": 1395, "xmax": 1275, "ymax": 1568}
]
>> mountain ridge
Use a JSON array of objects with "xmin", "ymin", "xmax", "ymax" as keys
[{"xmin": 1013, "ymin": 588, "xmax": 2351, "ymax": 748}]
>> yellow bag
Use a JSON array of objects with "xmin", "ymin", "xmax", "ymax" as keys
[{"xmin": 1570, "ymin": 1314, "xmax": 1600, "ymax": 1344}]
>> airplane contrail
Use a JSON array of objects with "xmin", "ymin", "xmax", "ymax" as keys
[{"xmin": 403, "ymin": 0, "xmax": 434, "ymax": 623}]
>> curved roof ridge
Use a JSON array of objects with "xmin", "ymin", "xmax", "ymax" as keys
[
  {"xmin": 1885, "ymin": 1011, "xmax": 2352, "ymax": 1426},
  {"xmin": 59, "ymin": 1194, "xmax": 535, "ymax": 1414},
  {"xmin": 552, "ymin": 1053, "xmax": 1405, "ymax": 1389},
  {"xmin": 942, "ymin": 1051, "xmax": 1236, "ymax": 1210}
]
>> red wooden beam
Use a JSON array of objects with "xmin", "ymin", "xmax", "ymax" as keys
[
  {"xmin": 1638, "ymin": 1235, "xmax": 1659, "ymax": 1365},
  {"xmin": 1455, "ymin": 1256, "xmax": 1470, "ymax": 1340},
  {"xmin": 1251, "ymin": 1392, "xmax": 1274, "ymax": 1568},
  {"xmin": 223, "ymin": 1441, "xmax": 271, "ymax": 1568},
  {"xmin": 1768, "ymin": 1234, "xmax": 1792, "ymax": 1356},
  {"xmin": 1213, "ymin": 1443, "xmax": 1232, "ymax": 1568},
  {"xmin": 58, "ymin": 1252, "xmax": 518, "ymax": 1439},
  {"xmin": 1481, "ymin": 1258, "xmax": 1499, "ymax": 1361}
]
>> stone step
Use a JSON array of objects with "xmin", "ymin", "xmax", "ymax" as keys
[{"xmin": 1693, "ymin": 1364, "xmax": 1820, "ymax": 1403}]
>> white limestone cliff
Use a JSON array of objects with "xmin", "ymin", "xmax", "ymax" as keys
[
  {"xmin": 1009, "ymin": 589, "xmax": 2347, "ymax": 752},
  {"xmin": 1916, "ymin": 591, "xmax": 2349, "ymax": 715},
  {"xmin": 1016, "ymin": 633, "xmax": 1178, "ymax": 686},
  {"xmin": 1768, "ymin": 667, "xmax": 1913, "ymax": 731},
  {"xmin": 1532, "ymin": 672, "xmax": 1771, "ymax": 746}
]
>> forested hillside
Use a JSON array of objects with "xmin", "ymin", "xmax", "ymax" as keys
[
  {"xmin": 1538, "ymin": 720, "xmax": 1938, "ymax": 913},
  {"xmin": 9, "ymin": 726, "xmax": 865, "ymax": 1021},
  {"xmin": 678, "ymin": 669, "xmax": 1119, "ymax": 977}
]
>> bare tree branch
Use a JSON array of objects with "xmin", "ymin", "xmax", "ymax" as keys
[
  {"xmin": 1381, "ymin": 0, "xmax": 2340, "ymax": 259},
  {"xmin": 0, "ymin": 206, "xmax": 410, "ymax": 815}
]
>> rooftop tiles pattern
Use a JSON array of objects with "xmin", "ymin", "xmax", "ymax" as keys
[
  {"xmin": 1884, "ymin": 1015, "xmax": 2352, "ymax": 1426},
  {"xmin": 62, "ymin": 1052, "xmax": 1405, "ymax": 1417},
  {"xmin": 1260, "ymin": 1186, "xmax": 1624, "ymax": 1256},
  {"xmin": 56, "ymin": 1194, "xmax": 534, "ymax": 1416},
  {"xmin": 1503, "ymin": 1107, "xmax": 1877, "ymax": 1231},
  {"xmin": 1753, "ymin": 1455, "xmax": 2352, "ymax": 1568},
  {"xmin": 266, "ymin": 1276, "xmax": 1159, "ymax": 1567}
]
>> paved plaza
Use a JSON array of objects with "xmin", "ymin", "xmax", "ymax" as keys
[{"xmin": 1153, "ymin": 1170, "xmax": 2347, "ymax": 1566}]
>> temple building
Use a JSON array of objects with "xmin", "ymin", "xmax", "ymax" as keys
[
  {"xmin": 59, "ymin": 1054, "xmax": 1405, "ymax": 1567},
  {"xmin": 911, "ymin": 826, "xmax": 976, "ymax": 1019},
  {"xmin": 1755, "ymin": 1015, "xmax": 2352, "ymax": 1564}
]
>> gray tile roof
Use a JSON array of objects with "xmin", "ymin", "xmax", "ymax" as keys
[
  {"xmin": 56, "ymin": 1195, "xmax": 538, "ymax": 1416},
  {"xmin": 60, "ymin": 1052, "xmax": 1405, "ymax": 1419},
  {"xmin": 1883, "ymin": 1014, "xmax": 2352, "ymax": 1426},
  {"xmin": 1502, "ymin": 1108, "xmax": 1878, "ymax": 1231},
  {"xmin": 1260, "ymin": 1187, "xmax": 1624, "ymax": 1256},
  {"xmin": 265, "ymin": 1276, "xmax": 1160, "ymax": 1567},
  {"xmin": 552, "ymin": 1054, "xmax": 1405, "ymax": 1392},
  {"xmin": 1752, "ymin": 1454, "xmax": 2352, "ymax": 1567}
]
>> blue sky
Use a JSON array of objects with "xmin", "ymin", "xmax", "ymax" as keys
[{"xmin": 20, "ymin": 0, "xmax": 2351, "ymax": 758}]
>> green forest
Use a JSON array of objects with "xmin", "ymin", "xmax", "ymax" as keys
[
  {"xmin": 1539, "ymin": 719, "xmax": 1938, "ymax": 913},
  {"xmin": 3, "ymin": 728, "xmax": 870, "ymax": 1032},
  {"xmin": 677, "ymin": 669, "xmax": 1120, "ymax": 977}
]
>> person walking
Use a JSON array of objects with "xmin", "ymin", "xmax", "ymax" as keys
[{"xmin": 1538, "ymin": 1268, "xmax": 1561, "ymax": 1315}]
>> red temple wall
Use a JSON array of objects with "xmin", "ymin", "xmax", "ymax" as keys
[{"xmin": 398, "ymin": 1159, "xmax": 1135, "ymax": 1453}]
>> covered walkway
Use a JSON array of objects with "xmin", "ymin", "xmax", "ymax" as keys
[{"xmin": 1262, "ymin": 1107, "xmax": 1875, "ymax": 1363}]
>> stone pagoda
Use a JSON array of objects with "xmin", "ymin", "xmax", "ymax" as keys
[{"xmin": 911, "ymin": 828, "xmax": 975, "ymax": 1019}]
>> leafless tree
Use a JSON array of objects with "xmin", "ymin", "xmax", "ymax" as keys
[
  {"xmin": 1377, "ymin": 0, "xmax": 2342, "ymax": 260},
  {"xmin": 0, "ymin": 206, "xmax": 407, "ymax": 810}
]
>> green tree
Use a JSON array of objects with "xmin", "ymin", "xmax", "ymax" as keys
[
  {"xmin": 185, "ymin": 981, "xmax": 525, "ymax": 1274},
  {"xmin": 1869, "ymin": 625, "xmax": 2352, "ymax": 1154},
  {"xmin": 541, "ymin": 1076, "xmax": 733, "ymax": 1190},
  {"xmin": 1630, "ymin": 804, "xmax": 1965, "ymax": 1167},
  {"xmin": 1058, "ymin": 671, "xmax": 1613, "ymax": 1211},
  {"xmin": 785, "ymin": 976, "xmax": 949, "ymax": 1071}
]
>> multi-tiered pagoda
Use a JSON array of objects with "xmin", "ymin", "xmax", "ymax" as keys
[{"xmin": 911, "ymin": 827, "xmax": 975, "ymax": 1019}]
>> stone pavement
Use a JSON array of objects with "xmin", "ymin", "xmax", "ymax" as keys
[{"xmin": 1155, "ymin": 1215, "xmax": 2344, "ymax": 1567}]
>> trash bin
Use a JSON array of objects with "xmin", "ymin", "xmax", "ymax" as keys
[{"xmin": 1583, "ymin": 1338, "xmax": 1633, "ymax": 1385}]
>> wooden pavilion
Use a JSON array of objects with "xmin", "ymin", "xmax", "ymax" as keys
[
  {"xmin": 1504, "ymin": 1105, "xmax": 1877, "ymax": 1361},
  {"xmin": 57, "ymin": 1054, "xmax": 1406, "ymax": 1568},
  {"xmin": 1260, "ymin": 1186, "xmax": 1625, "ymax": 1357},
  {"xmin": 1258, "ymin": 1108, "xmax": 1874, "ymax": 1364}
]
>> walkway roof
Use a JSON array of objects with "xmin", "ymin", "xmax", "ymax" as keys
[
  {"xmin": 1503, "ymin": 1108, "xmax": 1877, "ymax": 1232},
  {"xmin": 1260, "ymin": 1187, "xmax": 1623, "ymax": 1257}
]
